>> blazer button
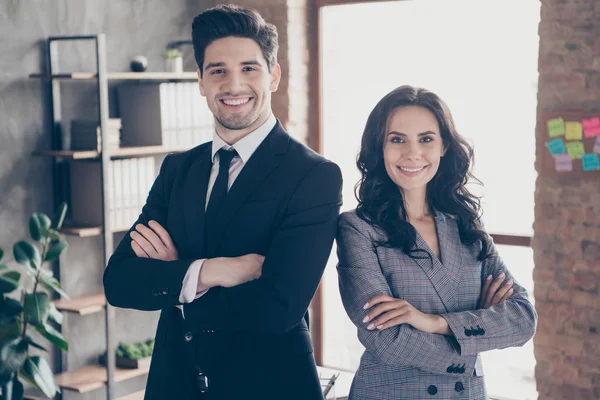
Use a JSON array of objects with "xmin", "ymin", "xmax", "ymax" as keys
[
  {"xmin": 184, "ymin": 332, "xmax": 193, "ymax": 342},
  {"xmin": 161, "ymin": 287, "xmax": 169, "ymax": 295},
  {"xmin": 427, "ymin": 385, "xmax": 438, "ymax": 395},
  {"xmin": 455, "ymin": 382, "xmax": 464, "ymax": 392},
  {"xmin": 464, "ymin": 328, "xmax": 472, "ymax": 337},
  {"xmin": 446, "ymin": 364, "xmax": 455, "ymax": 373},
  {"xmin": 458, "ymin": 365, "xmax": 466, "ymax": 374},
  {"xmin": 477, "ymin": 325, "xmax": 485, "ymax": 335}
]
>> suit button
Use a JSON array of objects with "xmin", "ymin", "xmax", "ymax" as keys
[
  {"xmin": 464, "ymin": 328, "xmax": 472, "ymax": 337},
  {"xmin": 446, "ymin": 364, "xmax": 455, "ymax": 373},
  {"xmin": 478, "ymin": 325, "xmax": 485, "ymax": 335},
  {"xmin": 184, "ymin": 332, "xmax": 193, "ymax": 342},
  {"xmin": 161, "ymin": 287, "xmax": 169, "ymax": 295},
  {"xmin": 427, "ymin": 385, "xmax": 438, "ymax": 395},
  {"xmin": 455, "ymin": 382, "xmax": 464, "ymax": 392},
  {"xmin": 458, "ymin": 365, "xmax": 466, "ymax": 374}
]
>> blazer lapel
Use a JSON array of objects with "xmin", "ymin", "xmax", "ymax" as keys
[
  {"xmin": 183, "ymin": 146, "xmax": 212, "ymax": 255},
  {"xmin": 413, "ymin": 212, "xmax": 462, "ymax": 312},
  {"xmin": 206, "ymin": 122, "xmax": 289, "ymax": 256}
]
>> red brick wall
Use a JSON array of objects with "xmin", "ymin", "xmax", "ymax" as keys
[{"xmin": 534, "ymin": 1, "xmax": 600, "ymax": 398}]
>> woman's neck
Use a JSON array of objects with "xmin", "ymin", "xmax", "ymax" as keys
[{"xmin": 401, "ymin": 187, "xmax": 430, "ymax": 222}]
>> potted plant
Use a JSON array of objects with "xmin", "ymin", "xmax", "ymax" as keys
[
  {"xmin": 0, "ymin": 203, "xmax": 70, "ymax": 400},
  {"xmin": 100, "ymin": 339, "xmax": 154, "ymax": 370},
  {"xmin": 162, "ymin": 48, "xmax": 183, "ymax": 73}
]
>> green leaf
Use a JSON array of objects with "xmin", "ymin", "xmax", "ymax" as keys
[
  {"xmin": 13, "ymin": 241, "xmax": 41, "ymax": 270},
  {"xmin": 25, "ymin": 334, "xmax": 47, "ymax": 352},
  {"xmin": 0, "ymin": 378, "xmax": 24, "ymax": 400},
  {"xmin": 35, "ymin": 323, "xmax": 68, "ymax": 351},
  {"xmin": 39, "ymin": 274, "xmax": 70, "ymax": 300},
  {"xmin": 52, "ymin": 202, "xmax": 68, "ymax": 231},
  {"xmin": 0, "ymin": 338, "xmax": 28, "ymax": 377},
  {"xmin": 21, "ymin": 356, "xmax": 60, "ymax": 398},
  {"xmin": 0, "ymin": 322, "xmax": 19, "ymax": 342},
  {"xmin": 48, "ymin": 302, "xmax": 64, "ymax": 325},
  {"xmin": 0, "ymin": 271, "xmax": 21, "ymax": 294},
  {"xmin": 29, "ymin": 213, "xmax": 51, "ymax": 242},
  {"xmin": 44, "ymin": 241, "xmax": 67, "ymax": 262},
  {"xmin": 0, "ymin": 297, "xmax": 23, "ymax": 320},
  {"xmin": 23, "ymin": 292, "xmax": 50, "ymax": 326},
  {"xmin": 0, "ymin": 248, "xmax": 3, "ymax": 262},
  {"xmin": 47, "ymin": 229, "xmax": 61, "ymax": 241}
]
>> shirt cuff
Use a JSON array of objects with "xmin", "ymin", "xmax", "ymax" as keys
[{"xmin": 179, "ymin": 259, "xmax": 209, "ymax": 303}]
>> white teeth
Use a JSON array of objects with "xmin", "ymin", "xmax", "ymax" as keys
[
  {"xmin": 400, "ymin": 166, "xmax": 425, "ymax": 173},
  {"xmin": 222, "ymin": 98, "xmax": 250, "ymax": 106}
]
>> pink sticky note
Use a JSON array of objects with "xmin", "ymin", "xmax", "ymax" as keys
[
  {"xmin": 555, "ymin": 153, "xmax": 573, "ymax": 172},
  {"xmin": 594, "ymin": 136, "xmax": 600, "ymax": 153},
  {"xmin": 585, "ymin": 126, "xmax": 600, "ymax": 138},
  {"xmin": 583, "ymin": 117, "xmax": 600, "ymax": 138}
]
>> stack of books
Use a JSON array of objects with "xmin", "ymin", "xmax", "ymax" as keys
[{"xmin": 70, "ymin": 119, "xmax": 121, "ymax": 152}]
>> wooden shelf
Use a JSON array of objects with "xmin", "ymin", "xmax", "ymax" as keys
[
  {"xmin": 61, "ymin": 225, "xmax": 103, "ymax": 237},
  {"xmin": 33, "ymin": 145, "xmax": 190, "ymax": 160},
  {"xmin": 55, "ymin": 364, "xmax": 150, "ymax": 393},
  {"xmin": 117, "ymin": 390, "xmax": 145, "ymax": 400},
  {"xmin": 54, "ymin": 293, "xmax": 106, "ymax": 315},
  {"xmin": 29, "ymin": 72, "xmax": 198, "ymax": 81}
]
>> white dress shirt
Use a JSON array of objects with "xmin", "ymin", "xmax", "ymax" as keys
[{"xmin": 178, "ymin": 113, "xmax": 277, "ymax": 307}]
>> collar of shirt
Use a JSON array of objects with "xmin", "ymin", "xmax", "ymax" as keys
[{"xmin": 211, "ymin": 113, "xmax": 277, "ymax": 165}]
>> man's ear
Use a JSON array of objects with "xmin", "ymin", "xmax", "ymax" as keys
[
  {"xmin": 270, "ymin": 63, "xmax": 281, "ymax": 92},
  {"xmin": 197, "ymin": 69, "xmax": 206, "ymax": 97}
]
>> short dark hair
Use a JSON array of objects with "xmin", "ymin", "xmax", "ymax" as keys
[{"xmin": 191, "ymin": 4, "xmax": 279, "ymax": 76}]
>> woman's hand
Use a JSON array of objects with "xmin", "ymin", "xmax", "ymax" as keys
[
  {"xmin": 479, "ymin": 273, "xmax": 513, "ymax": 309},
  {"xmin": 362, "ymin": 295, "xmax": 450, "ymax": 335}
]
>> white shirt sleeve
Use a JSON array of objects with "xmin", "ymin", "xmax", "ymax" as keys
[{"xmin": 179, "ymin": 259, "xmax": 210, "ymax": 303}]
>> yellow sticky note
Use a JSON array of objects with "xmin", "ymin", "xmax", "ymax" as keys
[
  {"xmin": 565, "ymin": 122, "xmax": 583, "ymax": 140},
  {"xmin": 548, "ymin": 118, "xmax": 565, "ymax": 137},
  {"xmin": 566, "ymin": 141, "xmax": 585, "ymax": 159}
]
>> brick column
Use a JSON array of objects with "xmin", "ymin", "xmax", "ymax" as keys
[
  {"xmin": 221, "ymin": 0, "xmax": 311, "ymax": 145},
  {"xmin": 534, "ymin": 1, "xmax": 600, "ymax": 398}
]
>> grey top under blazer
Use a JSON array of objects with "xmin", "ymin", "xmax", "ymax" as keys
[{"xmin": 337, "ymin": 210, "xmax": 537, "ymax": 400}]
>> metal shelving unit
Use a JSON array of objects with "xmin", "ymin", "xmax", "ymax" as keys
[{"xmin": 30, "ymin": 34, "xmax": 196, "ymax": 400}]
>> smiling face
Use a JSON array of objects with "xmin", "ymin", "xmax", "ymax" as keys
[
  {"xmin": 199, "ymin": 36, "xmax": 281, "ymax": 138},
  {"xmin": 383, "ymin": 105, "xmax": 446, "ymax": 195}
]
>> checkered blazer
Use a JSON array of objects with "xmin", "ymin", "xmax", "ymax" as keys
[{"xmin": 337, "ymin": 210, "xmax": 537, "ymax": 400}]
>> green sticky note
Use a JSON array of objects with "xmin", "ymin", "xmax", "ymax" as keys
[
  {"xmin": 566, "ymin": 141, "xmax": 585, "ymax": 159},
  {"xmin": 582, "ymin": 153, "xmax": 600, "ymax": 171},
  {"xmin": 548, "ymin": 118, "xmax": 565, "ymax": 137},
  {"xmin": 546, "ymin": 138, "xmax": 566, "ymax": 155}
]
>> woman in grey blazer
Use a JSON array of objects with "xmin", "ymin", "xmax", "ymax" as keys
[{"xmin": 337, "ymin": 85, "xmax": 537, "ymax": 400}]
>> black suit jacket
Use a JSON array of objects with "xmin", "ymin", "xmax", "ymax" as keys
[{"xmin": 103, "ymin": 122, "xmax": 343, "ymax": 399}]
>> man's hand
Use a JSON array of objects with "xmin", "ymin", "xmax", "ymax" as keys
[
  {"xmin": 362, "ymin": 295, "xmax": 450, "ymax": 335},
  {"xmin": 130, "ymin": 220, "xmax": 179, "ymax": 261},
  {"xmin": 479, "ymin": 272, "xmax": 513, "ymax": 309},
  {"xmin": 200, "ymin": 254, "xmax": 264, "ymax": 289}
]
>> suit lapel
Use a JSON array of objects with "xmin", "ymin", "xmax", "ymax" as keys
[
  {"xmin": 183, "ymin": 146, "xmax": 212, "ymax": 255},
  {"xmin": 206, "ymin": 122, "xmax": 289, "ymax": 256},
  {"xmin": 413, "ymin": 212, "xmax": 462, "ymax": 312}
]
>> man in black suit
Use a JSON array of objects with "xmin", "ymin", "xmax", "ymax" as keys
[{"xmin": 103, "ymin": 4, "xmax": 342, "ymax": 399}]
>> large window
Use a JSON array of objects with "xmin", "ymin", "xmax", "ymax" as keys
[{"xmin": 319, "ymin": 1, "xmax": 540, "ymax": 398}]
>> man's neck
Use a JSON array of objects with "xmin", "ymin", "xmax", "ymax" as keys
[{"xmin": 215, "ymin": 111, "xmax": 272, "ymax": 145}]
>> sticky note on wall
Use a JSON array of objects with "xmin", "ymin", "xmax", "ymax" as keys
[
  {"xmin": 565, "ymin": 122, "xmax": 583, "ymax": 140},
  {"xmin": 594, "ymin": 136, "xmax": 600, "ymax": 154},
  {"xmin": 582, "ymin": 117, "xmax": 600, "ymax": 138},
  {"xmin": 554, "ymin": 153, "xmax": 573, "ymax": 172},
  {"xmin": 566, "ymin": 141, "xmax": 585, "ymax": 159},
  {"xmin": 548, "ymin": 118, "xmax": 565, "ymax": 137},
  {"xmin": 582, "ymin": 153, "xmax": 600, "ymax": 171},
  {"xmin": 546, "ymin": 138, "xmax": 567, "ymax": 155}
]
